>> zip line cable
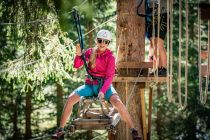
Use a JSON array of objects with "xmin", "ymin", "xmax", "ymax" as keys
[
  {"xmin": 0, "ymin": 15, "xmax": 116, "ymax": 74},
  {"xmin": 73, "ymin": 15, "xmax": 117, "ymax": 44},
  {"xmin": 0, "ymin": 0, "xmax": 88, "ymax": 26}
]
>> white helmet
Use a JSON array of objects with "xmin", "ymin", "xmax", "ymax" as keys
[{"xmin": 96, "ymin": 29, "xmax": 112, "ymax": 41}]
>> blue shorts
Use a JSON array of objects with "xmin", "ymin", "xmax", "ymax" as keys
[{"xmin": 74, "ymin": 84, "xmax": 117, "ymax": 101}]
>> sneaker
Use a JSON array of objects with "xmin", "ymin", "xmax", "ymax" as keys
[
  {"xmin": 158, "ymin": 67, "xmax": 167, "ymax": 77},
  {"xmin": 51, "ymin": 127, "xmax": 65, "ymax": 140},
  {"xmin": 131, "ymin": 128, "xmax": 142, "ymax": 140}
]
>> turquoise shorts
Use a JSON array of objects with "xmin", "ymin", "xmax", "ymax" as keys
[{"xmin": 74, "ymin": 84, "xmax": 117, "ymax": 101}]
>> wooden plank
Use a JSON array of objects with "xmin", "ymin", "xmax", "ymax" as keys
[
  {"xmin": 117, "ymin": 62, "xmax": 153, "ymax": 69},
  {"xmin": 201, "ymin": 64, "xmax": 210, "ymax": 77},
  {"xmin": 75, "ymin": 124, "xmax": 110, "ymax": 130},
  {"xmin": 113, "ymin": 76, "xmax": 168, "ymax": 83},
  {"xmin": 73, "ymin": 118, "xmax": 111, "ymax": 125},
  {"xmin": 140, "ymin": 87, "xmax": 147, "ymax": 140}
]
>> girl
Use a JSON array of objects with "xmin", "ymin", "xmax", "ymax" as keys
[{"xmin": 51, "ymin": 29, "xmax": 141, "ymax": 140}]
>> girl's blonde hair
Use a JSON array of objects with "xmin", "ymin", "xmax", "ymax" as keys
[{"xmin": 89, "ymin": 47, "xmax": 98, "ymax": 69}]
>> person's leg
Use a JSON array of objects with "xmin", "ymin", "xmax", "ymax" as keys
[
  {"xmin": 52, "ymin": 84, "xmax": 94, "ymax": 139},
  {"xmin": 148, "ymin": 39, "xmax": 154, "ymax": 62},
  {"xmin": 150, "ymin": 37, "xmax": 159, "ymax": 68},
  {"xmin": 59, "ymin": 93, "xmax": 80, "ymax": 128},
  {"xmin": 60, "ymin": 84, "xmax": 94, "ymax": 128},
  {"xmin": 109, "ymin": 94, "xmax": 134, "ymax": 128},
  {"xmin": 51, "ymin": 93, "xmax": 80, "ymax": 139},
  {"xmin": 109, "ymin": 94, "xmax": 141, "ymax": 139},
  {"xmin": 156, "ymin": 37, "xmax": 167, "ymax": 68}
]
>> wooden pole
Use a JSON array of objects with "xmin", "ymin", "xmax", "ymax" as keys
[
  {"xmin": 113, "ymin": 0, "xmax": 145, "ymax": 139},
  {"xmin": 147, "ymin": 87, "xmax": 153, "ymax": 140},
  {"xmin": 140, "ymin": 86, "xmax": 147, "ymax": 140}
]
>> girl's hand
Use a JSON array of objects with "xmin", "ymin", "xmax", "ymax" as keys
[
  {"xmin": 76, "ymin": 44, "xmax": 82, "ymax": 56},
  {"xmin": 98, "ymin": 91, "xmax": 105, "ymax": 100}
]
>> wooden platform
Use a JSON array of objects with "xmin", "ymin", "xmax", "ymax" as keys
[
  {"xmin": 72, "ymin": 118, "xmax": 112, "ymax": 130},
  {"xmin": 113, "ymin": 76, "xmax": 168, "ymax": 83},
  {"xmin": 117, "ymin": 61, "xmax": 153, "ymax": 69}
]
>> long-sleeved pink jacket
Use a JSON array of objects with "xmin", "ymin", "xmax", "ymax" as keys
[{"xmin": 74, "ymin": 48, "xmax": 115, "ymax": 94}]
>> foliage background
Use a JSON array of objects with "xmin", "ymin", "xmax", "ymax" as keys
[{"xmin": 0, "ymin": 0, "xmax": 210, "ymax": 140}]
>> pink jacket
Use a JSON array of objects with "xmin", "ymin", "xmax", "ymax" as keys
[{"xmin": 74, "ymin": 48, "xmax": 115, "ymax": 94}]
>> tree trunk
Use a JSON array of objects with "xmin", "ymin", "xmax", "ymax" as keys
[
  {"xmin": 25, "ymin": 92, "xmax": 32, "ymax": 140},
  {"xmin": 87, "ymin": 20, "xmax": 93, "ymax": 48},
  {"xmin": 12, "ymin": 97, "xmax": 18, "ymax": 139},
  {"xmin": 56, "ymin": 83, "xmax": 64, "ymax": 126},
  {"xmin": 113, "ymin": 0, "xmax": 145, "ymax": 139}
]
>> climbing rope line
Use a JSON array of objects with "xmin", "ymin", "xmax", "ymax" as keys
[
  {"xmin": 125, "ymin": 68, "xmax": 143, "ymax": 108},
  {"xmin": 166, "ymin": 0, "xmax": 170, "ymax": 100},
  {"xmin": 73, "ymin": 15, "xmax": 117, "ymax": 44},
  {"xmin": 178, "ymin": 0, "xmax": 182, "ymax": 108},
  {"xmin": 177, "ymin": 0, "xmax": 189, "ymax": 109},
  {"xmin": 166, "ymin": 0, "xmax": 173, "ymax": 103},
  {"xmin": 91, "ymin": 131, "xmax": 107, "ymax": 140},
  {"xmin": 184, "ymin": 0, "xmax": 189, "ymax": 108},
  {"xmin": 70, "ymin": 0, "xmax": 88, "ymax": 13},
  {"xmin": 151, "ymin": 0, "xmax": 157, "ymax": 78},
  {"xmin": 169, "ymin": 0, "xmax": 174, "ymax": 103},
  {"xmin": 0, "ymin": 52, "xmax": 58, "ymax": 73},
  {"xmin": 0, "ymin": 18, "xmax": 55, "ymax": 25},
  {"xmin": 0, "ymin": 0, "xmax": 88, "ymax": 26},
  {"xmin": 29, "ymin": 134, "xmax": 51, "ymax": 140},
  {"xmin": 198, "ymin": 0, "xmax": 209, "ymax": 105},
  {"xmin": 0, "ymin": 16, "xmax": 116, "ymax": 74},
  {"xmin": 115, "ymin": 28, "xmax": 123, "ymax": 65}
]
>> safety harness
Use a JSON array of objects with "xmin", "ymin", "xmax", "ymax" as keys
[{"xmin": 72, "ymin": 8, "xmax": 104, "ymax": 92}]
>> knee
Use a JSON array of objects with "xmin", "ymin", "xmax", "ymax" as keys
[
  {"xmin": 67, "ymin": 93, "xmax": 79, "ymax": 106},
  {"xmin": 110, "ymin": 95, "xmax": 122, "ymax": 107}
]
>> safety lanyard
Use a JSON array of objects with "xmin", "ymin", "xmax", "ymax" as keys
[
  {"xmin": 137, "ymin": 0, "xmax": 152, "ymax": 18},
  {"xmin": 72, "ymin": 8, "xmax": 104, "ymax": 89}
]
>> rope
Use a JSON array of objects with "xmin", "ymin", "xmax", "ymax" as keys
[
  {"xmin": 198, "ymin": 0, "xmax": 209, "ymax": 105},
  {"xmin": 115, "ymin": 28, "xmax": 124, "ymax": 65},
  {"xmin": 156, "ymin": 0, "xmax": 161, "ymax": 81},
  {"xmin": 0, "ymin": 0, "xmax": 88, "ymax": 26},
  {"xmin": 178, "ymin": 0, "xmax": 182, "ymax": 108},
  {"xmin": 125, "ymin": 68, "xmax": 143, "ymax": 108},
  {"xmin": 29, "ymin": 134, "xmax": 51, "ymax": 140},
  {"xmin": 166, "ymin": 0, "xmax": 172, "ymax": 103},
  {"xmin": 91, "ymin": 131, "xmax": 107, "ymax": 140},
  {"xmin": 73, "ymin": 16, "xmax": 117, "ymax": 44},
  {"xmin": 0, "ymin": 19, "xmax": 55, "ymax": 25},
  {"xmin": 184, "ymin": 0, "xmax": 189, "ymax": 107},
  {"xmin": 0, "ymin": 16, "xmax": 116, "ymax": 74},
  {"xmin": 0, "ymin": 52, "xmax": 58, "ymax": 73},
  {"xmin": 169, "ymin": 0, "xmax": 174, "ymax": 103},
  {"xmin": 152, "ymin": 0, "xmax": 156, "ymax": 76},
  {"xmin": 177, "ymin": 0, "xmax": 189, "ymax": 109}
]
